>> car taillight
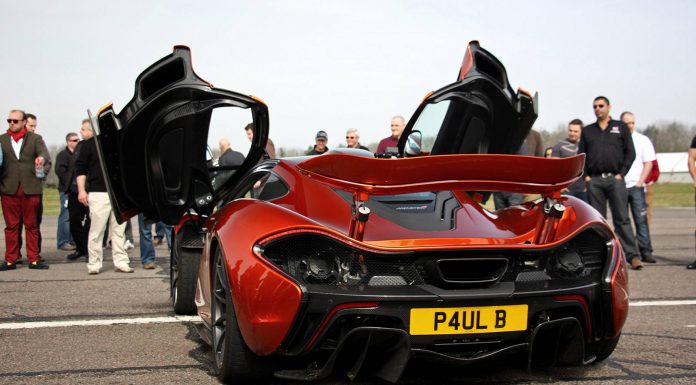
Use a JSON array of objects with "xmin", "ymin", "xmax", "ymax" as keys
[
  {"xmin": 605, "ymin": 239, "xmax": 629, "ymax": 336},
  {"xmin": 255, "ymin": 232, "xmax": 422, "ymax": 287}
]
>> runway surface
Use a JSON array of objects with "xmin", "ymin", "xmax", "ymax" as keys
[{"xmin": 0, "ymin": 208, "xmax": 694, "ymax": 384}]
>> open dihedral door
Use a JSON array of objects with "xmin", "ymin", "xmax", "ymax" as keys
[
  {"xmin": 91, "ymin": 46, "xmax": 269, "ymax": 225},
  {"xmin": 398, "ymin": 40, "xmax": 538, "ymax": 157}
]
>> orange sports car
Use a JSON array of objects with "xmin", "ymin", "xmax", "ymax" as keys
[{"xmin": 93, "ymin": 41, "xmax": 628, "ymax": 383}]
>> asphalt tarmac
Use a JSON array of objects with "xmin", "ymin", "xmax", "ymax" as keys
[{"xmin": 0, "ymin": 208, "xmax": 694, "ymax": 384}]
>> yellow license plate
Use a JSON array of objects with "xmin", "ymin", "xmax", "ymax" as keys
[{"xmin": 409, "ymin": 305, "xmax": 528, "ymax": 335}]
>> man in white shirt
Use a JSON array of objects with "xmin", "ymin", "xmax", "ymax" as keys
[{"xmin": 620, "ymin": 111, "xmax": 656, "ymax": 263}]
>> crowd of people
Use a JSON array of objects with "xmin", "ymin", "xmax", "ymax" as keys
[
  {"xmin": 297, "ymin": 97, "xmax": 695, "ymax": 271},
  {"xmin": 3, "ymin": 97, "xmax": 696, "ymax": 272},
  {"xmin": 1, "ymin": 111, "xmax": 170, "ymax": 274}
]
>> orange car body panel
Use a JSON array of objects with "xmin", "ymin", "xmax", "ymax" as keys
[{"xmin": 193, "ymin": 153, "xmax": 618, "ymax": 356}]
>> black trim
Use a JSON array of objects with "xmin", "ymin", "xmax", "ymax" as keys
[
  {"xmin": 398, "ymin": 41, "xmax": 537, "ymax": 158},
  {"xmin": 335, "ymin": 190, "xmax": 460, "ymax": 231}
]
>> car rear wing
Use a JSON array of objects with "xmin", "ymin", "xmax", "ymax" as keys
[{"xmin": 296, "ymin": 153, "xmax": 585, "ymax": 197}]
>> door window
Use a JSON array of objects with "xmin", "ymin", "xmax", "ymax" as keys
[
  {"xmin": 409, "ymin": 100, "xmax": 451, "ymax": 155},
  {"xmin": 207, "ymin": 106, "xmax": 254, "ymax": 191}
]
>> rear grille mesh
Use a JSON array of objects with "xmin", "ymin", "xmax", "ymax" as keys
[{"xmin": 260, "ymin": 230, "xmax": 608, "ymax": 290}]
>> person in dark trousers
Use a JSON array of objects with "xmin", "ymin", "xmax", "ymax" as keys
[
  {"xmin": 65, "ymin": 120, "xmax": 92, "ymax": 261},
  {"xmin": 153, "ymin": 222, "xmax": 171, "ymax": 248},
  {"xmin": 579, "ymin": 96, "xmax": 642, "ymax": 270},
  {"xmin": 55, "ymin": 132, "xmax": 78, "ymax": 251},
  {"xmin": 620, "ymin": 111, "xmax": 656, "ymax": 263},
  {"xmin": 686, "ymin": 135, "xmax": 696, "ymax": 270}
]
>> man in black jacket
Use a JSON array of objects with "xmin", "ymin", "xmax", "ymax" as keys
[
  {"xmin": 55, "ymin": 132, "xmax": 78, "ymax": 251},
  {"xmin": 218, "ymin": 138, "xmax": 245, "ymax": 167},
  {"xmin": 579, "ymin": 96, "xmax": 641, "ymax": 270},
  {"xmin": 65, "ymin": 121, "xmax": 91, "ymax": 261},
  {"xmin": 306, "ymin": 130, "xmax": 329, "ymax": 155}
]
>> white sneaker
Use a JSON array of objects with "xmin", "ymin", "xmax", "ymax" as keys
[{"xmin": 124, "ymin": 240, "xmax": 135, "ymax": 250}]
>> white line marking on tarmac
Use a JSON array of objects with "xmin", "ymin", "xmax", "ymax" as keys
[
  {"xmin": 629, "ymin": 299, "xmax": 696, "ymax": 307},
  {"xmin": 0, "ymin": 299, "xmax": 693, "ymax": 330},
  {"xmin": 686, "ymin": 325, "xmax": 696, "ymax": 328},
  {"xmin": 0, "ymin": 315, "xmax": 202, "ymax": 330}
]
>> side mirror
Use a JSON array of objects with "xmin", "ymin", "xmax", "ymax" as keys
[{"xmin": 405, "ymin": 130, "xmax": 423, "ymax": 156}]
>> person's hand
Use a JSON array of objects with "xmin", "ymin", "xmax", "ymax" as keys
[
  {"xmin": 585, "ymin": 176, "xmax": 592, "ymax": 182},
  {"xmin": 78, "ymin": 191, "xmax": 89, "ymax": 206},
  {"xmin": 614, "ymin": 174, "xmax": 623, "ymax": 180},
  {"xmin": 635, "ymin": 181, "xmax": 644, "ymax": 188},
  {"xmin": 34, "ymin": 156, "xmax": 44, "ymax": 166}
]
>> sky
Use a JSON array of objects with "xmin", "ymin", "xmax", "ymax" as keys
[{"xmin": 2, "ymin": 0, "xmax": 696, "ymax": 153}]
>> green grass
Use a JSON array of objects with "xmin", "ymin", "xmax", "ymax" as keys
[
  {"xmin": 0, "ymin": 188, "xmax": 61, "ymax": 216},
  {"xmin": 479, "ymin": 183, "xmax": 694, "ymax": 211},
  {"xmin": 41, "ymin": 188, "xmax": 61, "ymax": 215},
  {"xmin": 4, "ymin": 184, "xmax": 694, "ymax": 218},
  {"xmin": 651, "ymin": 183, "xmax": 693, "ymax": 207}
]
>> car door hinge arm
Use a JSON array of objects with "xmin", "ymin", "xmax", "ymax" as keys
[{"xmin": 349, "ymin": 192, "xmax": 370, "ymax": 241}]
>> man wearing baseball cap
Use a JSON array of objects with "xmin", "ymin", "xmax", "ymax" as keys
[{"xmin": 306, "ymin": 130, "xmax": 329, "ymax": 155}]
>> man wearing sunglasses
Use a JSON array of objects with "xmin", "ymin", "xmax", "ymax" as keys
[
  {"xmin": 345, "ymin": 128, "xmax": 369, "ymax": 151},
  {"xmin": 64, "ymin": 120, "xmax": 93, "ymax": 262},
  {"xmin": 579, "ymin": 96, "xmax": 642, "ymax": 270},
  {"xmin": 0, "ymin": 110, "xmax": 50, "ymax": 270},
  {"xmin": 55, "ymin": 132, "xmax": 79, "ymax": 253}
]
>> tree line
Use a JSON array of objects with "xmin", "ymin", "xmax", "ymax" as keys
[
  {"xmin": 41, "ymin": 121, "xmax": 696, "ymax": 188},
  {"xmin": 540, "ymin": 121, "xmax": 696, "ymax": 154}
]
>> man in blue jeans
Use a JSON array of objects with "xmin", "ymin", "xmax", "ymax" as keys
[
  {"xmin": 619, "ymin": 112, "xmax": 656, "ymax": 263},
  {"xmin": 138, "ymin": 213, "xmax": 157, "ymax": 269},
  {"xmin": 55, "ymin": 132, "xmax": 79, "ymax": 251},
  {"xmin": 579, "ymin": 96, "xmax": 642, "ymax": 270},
  {"xmin": 153, "ymin": 222, "xmax": 172, "ymax": 247}
]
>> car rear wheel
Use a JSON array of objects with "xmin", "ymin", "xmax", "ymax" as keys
[
  {"xmin": 594, "ymin": 334, "xmax": 621, "ymax": 362},
  {"xmin": 211, "ymin": 248, "xmax": 270, "ymax": 383},
  {"xmin": 170, "ymin": 229, "xmax": 200, "ymax": 315}
]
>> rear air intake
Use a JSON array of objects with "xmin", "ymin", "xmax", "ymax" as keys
[{"xmin": 436, "ymin": 258, "xmax": 508, "ymax": 284}]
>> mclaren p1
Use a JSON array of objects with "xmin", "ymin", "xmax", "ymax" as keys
[{"xmin": 92, "ymin": 41, "xmax": 628, "ymax": 383}]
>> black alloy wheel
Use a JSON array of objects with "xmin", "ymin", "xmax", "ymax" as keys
[
  {"xmin": 170, "ymin": 229, "xmax": 200, "ymax": 315},
  {"xmin": 211, "ymin": 248, "xmax": 270, "ymax": 383}
]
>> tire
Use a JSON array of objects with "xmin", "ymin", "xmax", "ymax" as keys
[
  {"xmin": 594, "ymin": 333, "xmax": 621, "ymax": 362},
  {"xmin": 170, "ymin": 229, "xmax": 200, "ymax": 315},
  {"xmin": 211, "ymin": 248, "xmax": 270, "ymax": 383}
]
